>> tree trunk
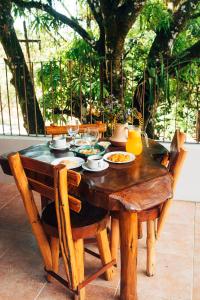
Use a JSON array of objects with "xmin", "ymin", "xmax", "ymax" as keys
[{"xmin": 0, "ymin": 0, "xmax": 44, "ymax": 134}]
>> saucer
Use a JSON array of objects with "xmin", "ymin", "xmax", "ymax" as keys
[
  {"xmin": 49, "ymin": 142, "xmax": 70, "ymax": 150},
  {"xmin": 82, "ymin": 161, "xmax": 109, "ymax": 172}
]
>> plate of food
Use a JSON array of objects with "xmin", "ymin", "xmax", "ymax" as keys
[
  {"xmin": 51, "ymin": 157, "xmax": 84, "ymax": 169},
  {"xmin": 103, "ymin": 151, "xmax": 135, "ymax": 164},
  {"xmin": 74, "ymin": 145, "xmax": 105, "ymax": 157}
]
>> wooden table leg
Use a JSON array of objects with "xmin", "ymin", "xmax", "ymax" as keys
[{"xmin": 119, "ymin": 210, "xmax": 138, "ymax": 300}]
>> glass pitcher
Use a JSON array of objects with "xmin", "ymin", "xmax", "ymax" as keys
[{"xmin": 126, "ymin": 126, "xmax": 149, "ymax": 155}]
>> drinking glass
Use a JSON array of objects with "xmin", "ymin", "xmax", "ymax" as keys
[
  {"xmin": 67, "ymin": 118, "xmax": 79, "ymax": 146},
  {"xmin": 87, "ymin": 128, "xmax": 99, "ymax": 149},
  {"xmin": 81, "ymin": 128, "xmax": 90, "ymax": 145}
]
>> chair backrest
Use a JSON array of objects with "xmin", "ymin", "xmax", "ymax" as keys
[
  {"xmin": 168, "ymin": 129, "xmax": 186, "ymax": 179},
  {"xmin": 8, "ymin": 153, "xmax": 81, "ymax": 290},
  {"xmin": 167, "ymin": 130, "xmax": 187, "ymax": 192},
  {"xmin": 161, "ymin": 130, "xmax": 186, "ymax": 190},
  {"xmin": 169, "ymin": 146, "xmax": 187, "ymax": 191},
  {"xmin": 170, "ymin": 129, "xmax": 186, "ymax": 153},
  {"xmin": 45, "ymin": 122, "xmax": 107, "ymax": 136}
]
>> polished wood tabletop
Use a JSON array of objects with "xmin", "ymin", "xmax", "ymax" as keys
[{"xmin": 0, "ymin": 139, "xmax": 172, "ymax": 212}]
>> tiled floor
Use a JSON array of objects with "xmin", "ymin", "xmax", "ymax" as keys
[{"xmin": 0, "ymin": 182, "xmax": 199, "ymax": 300}]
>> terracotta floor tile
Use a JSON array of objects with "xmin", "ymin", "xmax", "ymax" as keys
[
  {"xmin": 0, "ymin": 231, "xmax": 46, "ymax": 300},
  {"xmin": 193, "ymin": 255, "xmax": 200, "ymax": 300},
  {"xmin": 37, "ymin": 282, "xmax": 118, "ymax": 300},
  {"xmin": 193, "ymin": 204, "xmax": 200, "ymax": 300},
  {"xmin": 195, "ymin": 203, "xmax": 200, "ymax": 225},
  {"xmin": 166, "ymin": 200, "xmax": 195, "ymax": 225},
  {"xmin": 137, "ymin": 251, "xmax": 193, "ymax": 300},
  {"xmin": 156, "ymin": 222, "xmax": 194, "ymax": 257},
  {"xmin": 0, "ymin": 229, "xmax": 17, "ymax": 258},
  {"xmin": 0, "ymin": 195, "xmax": 31, "ymax": 233},
  {"xmin": 0, "ymin": 183, "xmax": 19, "ymax": 210},
  {"xmin": 86, "ymin": 284, "xmax": 118, "ymax": 300},
  {"xmin": 35, "ymin": 282, "xmax": 72, "ymax": 300}
]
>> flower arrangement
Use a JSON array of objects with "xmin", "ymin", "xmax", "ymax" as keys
[{"xmin": 100, "ymin": 95, "xmax": 144, "ymax": 128}]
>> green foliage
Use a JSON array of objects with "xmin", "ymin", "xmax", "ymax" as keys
[
  {"xmin": 173, "ymin": 17, "xmax": 200, "ymax": 55},
  {"xmin": 64, "ymin": 38, "xmax": 97, "ymax": 62},
  {"xmin": 140, "ymin": 0, "xmax": 172, "ymax": 33},
  {"xmin": 36, "ymin": 38, "xmax": 109, "ymax": 124},
  {"xmin": 154, "ymin": 61, "xmax": 200, "ymax": 140},
  {"xmin": 12, "ymin": 3, "xmax": 27, "ymax": 18}
]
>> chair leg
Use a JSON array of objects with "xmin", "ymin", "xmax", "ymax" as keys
[
  {"xmin": 74, "ymin": 239, "xmax": 85, "ymax": 300},
  {"xmin": 47, "ymin": 237, "xmax": 60, "ymax": 282},
  {"xmin": 110, "ymin": 217, "xmax": 119, "ymax": 263},
  {"xmin": 146, "ymin": 220, "xmax": 156, "ymax": 277},
  {"xmin": 157, "ymin": 198, "xmax": 172, "ymax": 239},
  {"xmin": 96, "ymin": 228, "xmax": 115, "ymax": 281},
  {"xmin": 138, "ymin": 221, "xmax": 143, "ymax": 239}
]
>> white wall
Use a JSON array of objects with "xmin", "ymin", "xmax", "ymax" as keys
[
  {"xmin": 161, "ymin": 142, "xmax": 200, "ymax": 202},
  {"xmin": 0, "ymin": 136, "xmax": 199, "ymax": 202}
]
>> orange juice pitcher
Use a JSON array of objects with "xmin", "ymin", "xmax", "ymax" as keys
[{"xmin": 126, "ymin": 126, "xmax": 148, "ymax": 156}]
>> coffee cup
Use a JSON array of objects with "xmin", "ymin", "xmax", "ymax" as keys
[
  {"xmin": 87, "ymin": 155, "xmax": 103, "ymax": 169},
  {"xmin": 52, "ymin": 137, "xmax": 67, "ymax": 148}
]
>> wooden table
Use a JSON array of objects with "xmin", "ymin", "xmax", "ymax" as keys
[{"xmin": 0, "ymin": 139, "xmax": 172, "ymax": 300}]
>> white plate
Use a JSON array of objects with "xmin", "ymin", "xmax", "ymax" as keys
[
  {"xmin": 51, "ymin": 157, "xmax": 84, "ymax": 169},
  {"xmin": 49, "ymin": 142, "xmax": 70, "ymax": 150},
  {"xmin": 103, "ymin": 151, "xmax": 135, "ymax": 164},
  {"xmin": 82, "ymin": 161, "xmax": 109, "ymax": 172}
]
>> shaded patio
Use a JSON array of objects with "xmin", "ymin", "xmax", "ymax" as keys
[{"xmin": 0, "ymin": 182, "xmax": 199, "ymax": 300}]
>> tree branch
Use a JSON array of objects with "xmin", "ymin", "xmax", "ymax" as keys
[
  {"xmin": 148, "ymin": 0, "xmax": 199, "ymax": 65},
  {"xmin": 169, "ymin": 40, "xmax": 200, "ymax": 72},
  {"xmin": 99, "ymin": 0, "xmax": 113, "ymax": 18},
  {"xmin": 87, "ymin": 0, "xmax": 103, "ymax": 30},
  {"xmin": 87, "ymin": 0, "xmax": 105, "ymax": 55},
  {"xmin": 12, "ymin": 0, "xmax": 96, "ymax": 49},
  {"xmin": 116, "ymin": 0, "xmax": 146, "ymax": 36},
  {"xmin": 117, "ymin": 0, "xmax": 144, "ymax": 17}
]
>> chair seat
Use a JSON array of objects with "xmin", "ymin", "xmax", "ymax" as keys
[
  {"xmin": 110, "ymin": 205, "xmax": 161, "ymax": 222},
  {"xmin": 138, "ymin": 205, "xmax": 161, "ymax": 222},
  {"xmin": 42, "ymin": 200, "xmax": 109, "ymax": 240}
]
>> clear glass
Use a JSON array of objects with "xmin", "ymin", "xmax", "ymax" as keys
[
  {"xmin": 87, "ymin": 128, "xmax": 99, "ymax": 149},
  {"xmin": 67, "ymin": 118, "xmax": 79, "ymax": 146},
  {"xmin": 81, "ymin": 128, "xmax": 90, "ymax": 145}
]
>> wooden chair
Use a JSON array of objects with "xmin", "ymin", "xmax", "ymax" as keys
[
  {"xmin": 8, "ymin": 153, "xmax": 115, "ymax": 300},
  {"xmin": 45, "ymin": 122, "xmax": 107, "ymax": 137},
  {"xmin": 138, "ymin": 129, "xmax": 186, "ymax": 239},
  {"xmin": 161, "ymin": 129, "xmax": 186, "ymax": 168},
  {"xmin": 110, "ymin": 130, "xmax": 187, "ymax": 277}
]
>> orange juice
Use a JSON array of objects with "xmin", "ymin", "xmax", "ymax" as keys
[{"xmin": 126, "ymin": 128, "xmax": 143, "ymax": 155}]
